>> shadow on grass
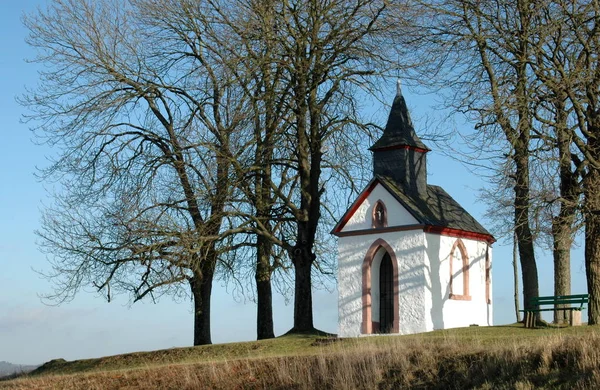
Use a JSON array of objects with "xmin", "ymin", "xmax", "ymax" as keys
[{"xmin": 280, "ymin": 327, "xmax": 336, "ymax": 338}]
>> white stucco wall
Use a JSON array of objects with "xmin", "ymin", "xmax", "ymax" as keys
[
  {"xmin": 342, "ymin": 183, "xmax": 418, "ymax": 232},
  {"xmin": 424, "ymin": 234, "xmax": 493, "ymax": 331},
  {"xmin": 337, "ymin": 230, "xmax": 427, "ymax": 337}
]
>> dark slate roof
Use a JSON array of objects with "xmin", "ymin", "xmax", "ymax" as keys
[
  {"xmin": 377, "ymin": 175, "xmax": 492, "ymax": 237},
  {"xmin": 369, "ymin": 92, "xmax": 430, "ymax": 151}
]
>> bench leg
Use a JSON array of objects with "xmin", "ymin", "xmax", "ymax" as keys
[
  {"xmin": 570, "ymin": 310, "xmax": 582, "ymax": 326},
  {"xmin": 525, "ymin": 312, "xmax": 533, "ymax": 328}
]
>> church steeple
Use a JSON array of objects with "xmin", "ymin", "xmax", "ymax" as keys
[{"xmin": 370, "ymin": 81, "xmax": 429, "ymax": 198}]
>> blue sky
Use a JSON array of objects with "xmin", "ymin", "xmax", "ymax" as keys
[{"xmin": 0, "ymin": 1, "xmax": 588, "ymax": 365}]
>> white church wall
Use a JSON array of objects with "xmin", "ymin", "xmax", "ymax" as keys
[
  {"xmin": 337, "ymin": 230, "xmax": 427, "ymax": 337},
  {"xmin": 424, "ymin": 234, "xmax": 493, "ymax": 331},
  {"xmin": 422, "ymin": 244, "xmax": 434, "ymax": 332},
  {"xmin": 396, "ymin": 230, "xmax": 429, "ymax": 335},
  {"xmin": 341, "ymin": 183, "xmax": 419, "ymax": 232}
]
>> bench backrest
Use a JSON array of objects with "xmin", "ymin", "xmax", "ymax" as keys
[{"xmin": 529, "ymin": 294, "xmax": 589, "ymax": 308}]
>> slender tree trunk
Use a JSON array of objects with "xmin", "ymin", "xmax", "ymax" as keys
[
  {"xmin": 256, "ymin": 235, "xmax": 275, "ymax": 339},
  {"xmin": 513, "ymin": 233, "xmax": 521, "ymax": 322},
  {"xmin": 253, "ymin": 104, "xmax": 276, "ymax": 339},
  {"xmin": 190, "ymin": 257, "xmax": 216, "ymax": 345},
  {"xmin": 585, "ymin": 166, "xmax": 600, "ymax": 325},
  {"xmin": 552, "ymin": 95, "xmax": 575, "ymax": 324},
  {"xmin": 552, "ymin": 206, "xmax": 574, "ymax": 324},
  {"xmin": 511, "ymin": 13, "xmax": 540, "ymax": 320},
  {"xmin": 514, "ymin": 146, "xmax": 540, "ymax": 319}
]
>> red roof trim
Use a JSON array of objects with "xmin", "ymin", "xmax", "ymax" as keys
[
  {"xmin": 331, "ymin": 179, "xmax": 380, "ymax": 234},
  {"xmin": 424, "ymin": 226, "xmax": 496, "ymax": 244},
  {"xmin": 371, "ymin": 144, "xmax": 430, "ymax": 153}
]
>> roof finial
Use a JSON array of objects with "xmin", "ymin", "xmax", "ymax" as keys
[{"xmin": 396, "ymin": 78, "xmax": 402, "ymax": 96}]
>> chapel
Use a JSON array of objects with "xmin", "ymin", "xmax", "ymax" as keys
[{"xmin": 332, "ymin": 82, "xmax": 495, "ymax": 336}]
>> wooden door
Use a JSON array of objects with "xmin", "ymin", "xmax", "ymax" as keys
[{"xmin": 379, "ymin": 252, "xmax": 394, "ymax": 333}]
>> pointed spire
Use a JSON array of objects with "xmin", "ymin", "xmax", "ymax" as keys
[
  {"xmin": 369, "ymin": 81, "xmax": 429, "ymax": 152},
  {"xmin": 370, "ymin": 81, "xmax": 429, "ymax": 198}
]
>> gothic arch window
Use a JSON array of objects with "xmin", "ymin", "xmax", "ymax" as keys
[
  {"xmin": 372, "ymin": 200, "xmax": 388, "ymax": 229},
  {"xmin": 449, "ymin": 239, "xmax": 471, "ymax": 301}
]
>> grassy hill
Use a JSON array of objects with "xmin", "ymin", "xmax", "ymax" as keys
[{"xmin": 2, "ymin": 324, "xmax": 600, "ymax": 389}]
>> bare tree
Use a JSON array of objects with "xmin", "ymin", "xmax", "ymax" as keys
[
  {"xmin": 534, "ymin": 0, "xmax": 600, "ymax": 324},
  {"xmin": 267, "ymin": 0, "xmax": 397, "ymax": 332},
  {"xmin": 402, "ymin": 0, "xmax": 541, "ymax": 318},
  {"xmin": 23, "ymin": 0, "xmax": 250, "ymax": 345},
  {"xmin": 523, "ymin": 2, "xmax": 589, "ymax": 322},
  {"xmin": 224, "ymin": 0, "xmax": 295, "ymax": 338}
]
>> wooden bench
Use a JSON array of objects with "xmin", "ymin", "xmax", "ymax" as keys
[{"xmin": 522, "ymin": 294, "xmax": 588, "ymax": 328}]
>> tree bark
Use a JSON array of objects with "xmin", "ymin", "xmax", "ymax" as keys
[
  {"xmin": 585, "ymin": 165, "xmax": 600, "ymax": 325},
  {"xmin": 580, "ymin": 0, "xmax": 600, "ymax": 328},
  {"xmin": 550, "ymin": 94, "xmax": 575, "ymax": 324},
  {"xmin": 552, "ymin": 220, "xmax": 572, "ymax": 323},
  {"xmin": 288, "ymin": 63, "xmax": 320, "ymax": 333},
  {"xmin": 190, "ymin": 258, "xmax": 216, "ymax": 345},
  {"xmin": 514, "ymin": 145, "xmax": 540, "ymax": 318},
  {"xmin": 291, "ymin": 242, "xmax": 314, "ymax": 332},
  {"xmin": 256, "ymin": 235, "xmax": 275, "ymax": 339},
  {"xmin": 252, "ymin": 99, "xmax": 276, "ymax": 339},
  {"xmin": 513, "ymin": 233, "xmax": 521, "ymax": 322},
  {"xmin": 553, "ymin": 140, "xmax": 575, "ymax": 323},
  {"xmin": 512, "ymin": 3, "xmax": 540, "ymax": 320}
]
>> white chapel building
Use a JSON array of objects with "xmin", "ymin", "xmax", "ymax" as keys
[{"xmin": 332, "ymin": 84, "xmax": 495, "ymax": 337}]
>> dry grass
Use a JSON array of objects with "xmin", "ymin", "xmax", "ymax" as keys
[{"xmin": 3, "ymin": 324, "xmax": 600, "ymax": 389}]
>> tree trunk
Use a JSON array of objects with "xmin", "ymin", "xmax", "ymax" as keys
[
  {"xmin": 289, "ymin": 69, "xmax": 320, "ymax": 334},
  {"xmin": 585, "ymin": 166, "xmax": 600, "ymax": 325},
  {"xmin": 511, "ymin": 4, "xmax": 539, "ymax": 322},
  {"xmin": 189, "ymin": 258, "xmax": 216, "ymax": 345},
  {"xmin": 552, "ymin": 94, "xmax": 575, "ymax": 324},
  {"xmin": 291, "ymin": 243, "xmax": 314, "ymax": 332},
  {"xmin": 514, "ymin": 146, "xmax": 540, "ymax": 319},
  {"xmin": 513, "ymin": 233, "xmax": 521, "ymax": 322},
  {"xmin": 552, "ymin": 215, "xmax": 573, "ymax": 324},
  {"xmin": 256, "ymin": 235, "xmax": 275, "ymax": 339}
]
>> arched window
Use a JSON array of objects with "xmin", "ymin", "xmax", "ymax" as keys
[
  {"xmin": 485, "ymin": 245, "xmax": 491, "ymax": 304},
  {"xmin": 372, "ymin": 200, "xmax": 387, "ymax": 229},
  {"xmin": 449, "ymin": 239, "xmax": 470, "ymax": 301}
]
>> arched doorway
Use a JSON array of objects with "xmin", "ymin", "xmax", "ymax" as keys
[
  {"xmin": 379, "ymin": 252, "xmax": 394, "ymax": 333},
  {"xmin": 361, "ymin": 239, "xmax": 399, "ymax": 334}
]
